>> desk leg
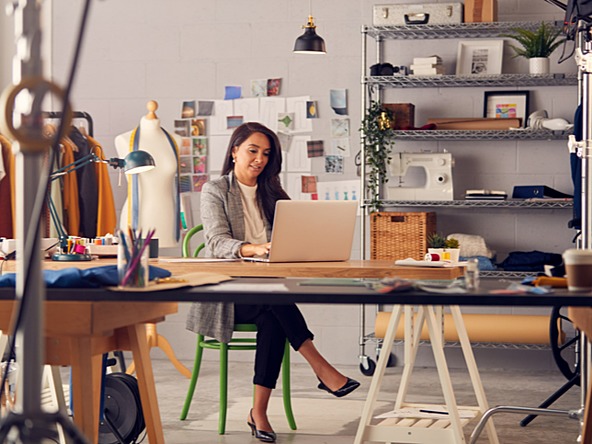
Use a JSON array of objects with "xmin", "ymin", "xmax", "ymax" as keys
[
  {"xmin": 424, "ymin": 306, "xmax": 464, "ymax": 443},
  {"xmin": 126, "ymin": 323, "xmax": 191, "ymax": 379},
  {"xmin": 395, "ymin": 306, "xmax": 426, "ymax": 409},
  {"xmin": 127, "ymin": 323, "xmax": 165, "ymax": 444},
  {"xmin": 450, "ymin": 306, "xmax": 499, "ymax": 444},
  {"xmin": 354, "ymin": 305, "xmax": 404, "ymax": 444},
  {"xmin": 70, "ymin": 337, "xmax": 103, "ymax": 444}
]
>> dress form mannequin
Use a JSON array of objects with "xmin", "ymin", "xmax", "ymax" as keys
[
  {"xmin": 115, "ymin": 102, "xmax": 190, "ymax": 379},
  {"xmin": 115, "ymin": 100, "xmax": 181, "ymax": 248}
]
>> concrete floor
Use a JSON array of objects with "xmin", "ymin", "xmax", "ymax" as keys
[{"xmin": 149, "ymin": 357, "xmax": 583, "ymax": 444}]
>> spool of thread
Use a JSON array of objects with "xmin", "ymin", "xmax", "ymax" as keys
[
  {"xmin": 73, "ymin": 243, "xmax": 86, "ymax": 254},
  {"xmin": 424, "ymin": 252, "xmax": 440, "ymax": 261}
]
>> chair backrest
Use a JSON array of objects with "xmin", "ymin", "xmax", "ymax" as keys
[{"xmin": 182, "ymin": 224, "xmax": 205, "ymax": 258}]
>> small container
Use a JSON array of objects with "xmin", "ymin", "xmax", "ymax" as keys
[
  {"xmin": 464, "ymin": 258, "xmax": 480, "ymax": 290},
  {"xmin": 117, "ymin": 240, "xmax": 149, "ymax": 288}
]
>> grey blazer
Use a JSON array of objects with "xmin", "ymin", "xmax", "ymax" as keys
[{"xmin": 185, "ymin": 173, "xmax": 272, "ymax": 343}]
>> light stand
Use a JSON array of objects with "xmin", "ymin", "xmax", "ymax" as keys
[
  {"xmin": 0, "ymin": 0, "xmax": 90, "ymax": 442},
  {"xmin": 48, "ymin": 151, "xmax": 155, "ymax": 262}
]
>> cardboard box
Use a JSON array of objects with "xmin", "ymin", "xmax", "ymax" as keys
[
  {"xmin": 426, "ymin": 117, "xmax": 522, "ymax": 130},
  {"xmin": 464, "ymin": 0, "xmax": 498, "ymax": 23},
  {"xmin": 383, "ymin": 103, "xmax": 415, "ymax": 130}
]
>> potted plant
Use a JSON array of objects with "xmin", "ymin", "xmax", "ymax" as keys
[
  {"xmin": 427, "ymin": 232, "xmax": 447, "ymax": 259},
  {"xmin": 502, "ymin": 21, "xmax": 565, "ymax": 75},
  {"xmin": 360, "ymin": 101, "xmax": 395, "ymax": 212},
  {"xmin": 445, "ymin": 236, "xmax": 461, "ymax": 263},
  {"xmin": 427, "ymin": 233, "xmax": 461, "ymax": 262}
]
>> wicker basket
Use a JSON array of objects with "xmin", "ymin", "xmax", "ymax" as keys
[{"xmin": 370, "ymin": 212, "xmax": 436, "ymax": 260}]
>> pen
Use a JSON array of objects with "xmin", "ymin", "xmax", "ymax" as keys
[{"xmin": 419, "ymin": 409, "xmax": 448, "ymax": 415}]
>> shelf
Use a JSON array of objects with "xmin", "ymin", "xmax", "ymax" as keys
[
  {"xmin": 364, "ymin": 21, "xmax": 560, "ymax": 40},
  {"xmin": 365, "ymin": 73, "xmax": 578, "ymax": 88},
  {"xmin": 374, "ymin": 199, "xmax": 573, "ymax": 209},
  {"xmin": 391, "ymin": 129, "xmax": 572, "ymax": 141}
]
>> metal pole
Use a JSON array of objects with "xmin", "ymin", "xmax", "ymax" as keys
[
  {"xmin": 0, "ymin": 1, "xmax": 89, "ymax": 441},
  {"xmin": 11, "ymin": 0, "xmax": 46, "ymax": 420}
]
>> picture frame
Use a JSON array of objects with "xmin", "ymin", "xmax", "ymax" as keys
[
  {"xmin": 483, "ymin": 91, "xmax": 530, "ymax": 128},
  {"xmin": 456, "ymin": 40, "xmax": 504, "ymax": 76}
]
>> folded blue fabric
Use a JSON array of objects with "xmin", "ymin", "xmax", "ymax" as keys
[{"xmin": 0, "ymin": 265, "xmax": 171, "ymax": 288}]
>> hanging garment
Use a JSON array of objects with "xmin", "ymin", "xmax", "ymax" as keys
[
  {"xmin": 61, "ymin": 138, "xmax": 81, "ymax": 236},
  {"xmin": 87, "ymin": 136, "xmax": 117, "ymax": 236},
  {"xmin": 0, "ymin": 135, "xmax": 14, "ymax": 238},
  {"xmin": 70, "ymin": 126, "xmax": 98, "ymax": 239}
]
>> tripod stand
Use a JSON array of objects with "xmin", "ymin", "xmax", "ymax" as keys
[{"xmin": 520, "ymin": 306, "xmax": 581, "ymax": 426}]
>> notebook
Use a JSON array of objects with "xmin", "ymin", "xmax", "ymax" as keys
[{"xmin": 243, "ymin": 200, "xmax": 358, "ymax": 263}]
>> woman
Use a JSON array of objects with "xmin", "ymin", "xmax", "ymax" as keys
[{"xmin": 186, "ymin": 122, "xmax": 359, "ymax": 443}]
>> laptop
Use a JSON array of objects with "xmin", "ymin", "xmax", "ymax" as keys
[{"xmin": 243, "ymin": 200, "xmax": 358, "ymax": 263}]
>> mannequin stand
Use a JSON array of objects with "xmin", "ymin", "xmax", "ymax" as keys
[{"xmin": 127, "ymin": 323, "xmax": 191, "ymax": 378}]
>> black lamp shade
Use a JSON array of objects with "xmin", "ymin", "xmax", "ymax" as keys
[
  {"xmin": 293, "ymin": 25, "xmax": 326, "ymax": 54},
  {"xmin": 124, "ymin": 150, "xmax": 156, "ymax": 175}
]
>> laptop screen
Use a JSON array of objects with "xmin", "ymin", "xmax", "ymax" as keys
[{"xmin": 246, "ymin": 200, "xmax": 357, "ymax": 263}]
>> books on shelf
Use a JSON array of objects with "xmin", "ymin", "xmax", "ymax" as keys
[
  {"xmin": 465, "ymin": 189, "xmax": 508, "ymax": 200},
  {"xmin": 412, "ymin": 56, "xmax": 442, "ymax": 65},
  {"xmin": 411, "ymin": 65, "xmax": 445, "ymax": 76},
  {"xmin": 411, "ymin": 55, "xmax": 444, "ymax": 76}
]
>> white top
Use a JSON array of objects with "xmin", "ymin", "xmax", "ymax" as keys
[{"xmin": 237, "ymin": 181, "xmax": 267, "ymax": 245}]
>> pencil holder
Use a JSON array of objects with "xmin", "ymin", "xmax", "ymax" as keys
[{"xmin": 117, "ymin": 240, "xmax": 149, "ymax": 288}]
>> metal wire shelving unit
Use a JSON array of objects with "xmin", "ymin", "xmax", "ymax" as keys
[{"xmin": 357, "ymin": 20, "xmax": 577, "ymax": 376}]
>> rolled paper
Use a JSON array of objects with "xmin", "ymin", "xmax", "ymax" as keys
[{"xmin": 374, "ymin": 312, "xmax": 563, "ymax": 345}]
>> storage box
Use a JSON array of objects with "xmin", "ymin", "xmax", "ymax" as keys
[
  {"xmin": 426, "ymin": 117, "xmax": 522, "ymax": 130},
  {"xmin": 370, "ymin": 212, "xmax": 436, "ymax": 261},
  {"xmin": 383, "ymin": 103, "xmax": 415, "ymax": 130},
  {"xmin": 464, "ymin": 0, "xmax": 498, "ymax": 23},
  {"xmin": 373, "ymin": 3, "xmax": 463, "ymax": 26}
]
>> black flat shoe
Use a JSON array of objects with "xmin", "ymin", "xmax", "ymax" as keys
[
  {"xmin": 318, "ymin": 377, "xmax": 360, "ymax": 398},
  {"xmin": 247, "ymin": 409, "xmax": 277, "ymax": 443}
]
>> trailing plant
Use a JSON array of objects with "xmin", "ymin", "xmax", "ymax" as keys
[
  {"xmin": 427, "ymin": 232, "xmax": 447, "ymax": 249},
  {"xmin": 502, "ymin": 21, "xmax": 564, "ymax": 59},
  {"xmin": 361, "ymin": 101, "xmax": 395, "ymax": 212}
]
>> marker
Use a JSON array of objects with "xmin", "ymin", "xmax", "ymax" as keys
[{"xmin": 419, "ymin": 409, "xmax": 448, "ymax": 415}]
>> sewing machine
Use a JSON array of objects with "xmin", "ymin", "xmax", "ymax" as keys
[{"xmin": 387, "ymin": 152, "xmax": 454, "ymax": 201}]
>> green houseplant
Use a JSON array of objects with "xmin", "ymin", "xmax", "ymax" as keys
[
  {"xmin": 502, "ymin": 22, "xmax": 565, "ymax": 74},
  {"xmin": 361, "ymin": 101, "xmax": 395, "ymax": 212},
  {"xmin": 427, "ymin": 233, "xmax": 461, "ymax": 262}
]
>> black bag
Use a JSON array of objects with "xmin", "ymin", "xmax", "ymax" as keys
[{"xmin": 564, "ymin": 0, "xmax": 592, "ymax": 40}]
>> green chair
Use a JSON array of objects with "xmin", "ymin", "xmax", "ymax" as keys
[{"xmin": 179, "ymin": 224, "xmax": 297, "ymax": 435}]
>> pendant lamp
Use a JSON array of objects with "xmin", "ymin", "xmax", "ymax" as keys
[{"xmin": 293, "ymin": 12, "xmax": 326, "ymax": 54}]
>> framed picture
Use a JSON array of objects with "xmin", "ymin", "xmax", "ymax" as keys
[
  {"xmin": 456, "ymin": 40, "xmax": 504, "ymax": 75},
  {"xmin": 483, "ymin": 91, "xmax": 530, "ymax": 128}
]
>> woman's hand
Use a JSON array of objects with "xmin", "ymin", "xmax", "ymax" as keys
[{"xmin": 240, "ymin": 242, "xmax": 271, "ymax": 257}]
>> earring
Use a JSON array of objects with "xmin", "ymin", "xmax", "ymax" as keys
[{"xmin": 232, "ymin": 158, "xmax": 236, "ymax": 163}]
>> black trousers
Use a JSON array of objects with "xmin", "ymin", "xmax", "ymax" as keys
[{"xmin": 234, "ymin": 303, "xmax": 314, "ymax": 389}]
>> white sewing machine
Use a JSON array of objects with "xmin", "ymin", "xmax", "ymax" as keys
[{"xmin": 387, "ymin": 152, "xmax": 454, "ymax": 201}]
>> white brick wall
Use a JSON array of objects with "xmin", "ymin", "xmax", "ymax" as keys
[{"xmin": 2, "ymin": 0, "xmax": 575, "ymax": 368}]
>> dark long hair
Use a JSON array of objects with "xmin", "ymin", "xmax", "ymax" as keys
[{"xmin": 221, "ymin": 122, "xmax": 290, "ymax": 224}]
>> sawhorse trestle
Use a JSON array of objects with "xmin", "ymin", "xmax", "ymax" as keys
[{"xmin": 355, "ymin": 305, "xmax": 499, "ymax": 444}]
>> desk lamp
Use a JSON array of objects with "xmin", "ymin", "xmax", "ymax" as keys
[{"xmin": 49, "ymin": 150, "xmax": 155, "ymax": 261}]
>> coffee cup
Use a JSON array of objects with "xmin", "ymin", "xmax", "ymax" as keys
[{"xmin": 563, "ymin": 248, "xmax": 592, "ymax": 291}]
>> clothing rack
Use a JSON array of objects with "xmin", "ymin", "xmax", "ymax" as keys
[{"xmin": 43, "ymin": 110, "xmax": 94, "ymax": 137}]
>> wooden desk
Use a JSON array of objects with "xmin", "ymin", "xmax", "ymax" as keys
[
  {"xmin": 3, "ymin": 258, "xmax": 463, "ymax": 280},
  {"xmin": 0, "ymin": 299, "xmax": 177, "ymax": 444},
  {"xmin": 154, "ymin": 259, "xmax": 464, "ymax": 279}
]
